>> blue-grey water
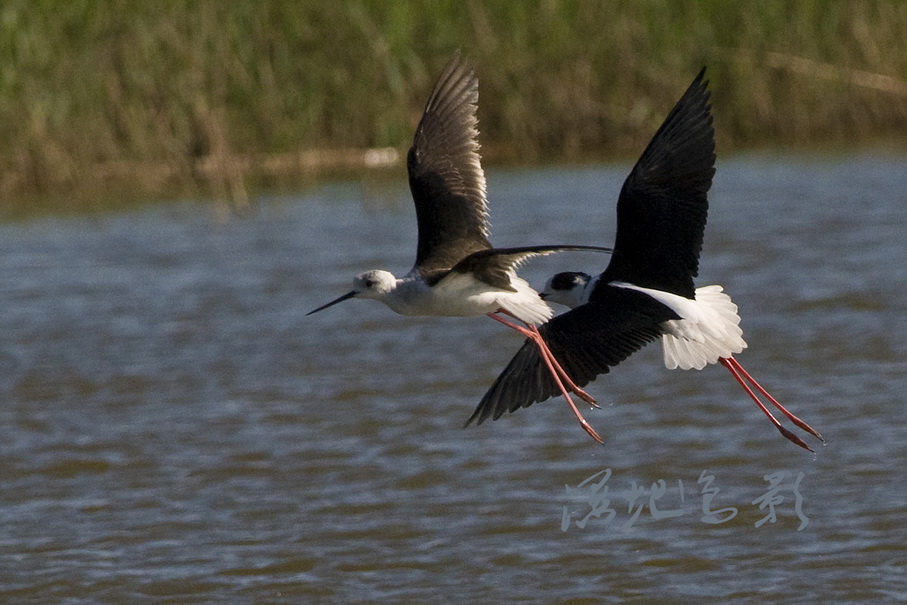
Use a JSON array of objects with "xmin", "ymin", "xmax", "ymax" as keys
[{"xmin": 0, "ymin": 154, "xmax": 904, "ymax": 603}]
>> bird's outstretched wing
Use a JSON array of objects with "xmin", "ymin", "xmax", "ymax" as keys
[
  {"xmin": 600, "ymin": 68, "xmax": 715, "ymax": 298},
  {"xmin": 408, "ymin": 51, "xmax": 491, "ymax": 278},
  {"xmin": 466, "ymin": 286, "xmax": 679, "ymax": 425}
]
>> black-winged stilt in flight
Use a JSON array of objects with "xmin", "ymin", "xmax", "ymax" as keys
[
  {"xmin": 308, "ymin": 51, "xmax": 611, "ymax": 440},
  {"xmin": 466, "ymin": 68, "xmax": 824, "ymax": 452}
]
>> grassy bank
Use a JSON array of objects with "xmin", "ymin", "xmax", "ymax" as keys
[{"xmin": 2, "ymin": 0, "xmax": 906, "ymax": 209}]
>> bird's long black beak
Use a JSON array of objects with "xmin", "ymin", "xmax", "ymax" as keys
[{"xmin": 307, "ymin": 291, "xmax": 356, "ymax": 315}]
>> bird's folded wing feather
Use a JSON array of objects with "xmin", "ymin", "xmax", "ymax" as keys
[{"xmin": 435, "ymin": 245, "xmax": 612, "ymax": 290}]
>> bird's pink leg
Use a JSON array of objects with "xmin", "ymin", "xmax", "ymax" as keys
[
  {"xmin": 490, "ymin": 311, "xmax": 598, "ymax": 407},
  {"xmin": 487, "ymin": 312, "xmax": 604, "ymax": 444},
  {"xmin": 722, "ymin": 356, "xmax": 824, "ymax": 442},
  {"xmin": 719, "ymin": 358, "xmax": 815, "ymax": 452},
  {"xmin": 487, "ymin": 313, "xmax": 593, "ymax": 408}
]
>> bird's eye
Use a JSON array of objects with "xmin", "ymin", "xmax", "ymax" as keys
[{"xmin": 364, "ymin": 279, "xmax": 375, "ymax": 288}]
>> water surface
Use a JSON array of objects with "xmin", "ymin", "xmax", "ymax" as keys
[{"xmin": 0, "ymin": 153, "xmax": 904, "ymax": 603}]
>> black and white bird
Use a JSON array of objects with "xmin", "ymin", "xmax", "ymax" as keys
[
  {"xmin": 466, "ymin": 68, "xmax": 823, "ymax": 452},
  {"xmin": 308, "ymin": 51, "xmax": 611, "ymax": 440}
]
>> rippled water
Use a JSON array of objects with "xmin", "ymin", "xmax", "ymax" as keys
[{"xmin": 1, "ymin": 153, "xmax": 905, "ymax": 603}]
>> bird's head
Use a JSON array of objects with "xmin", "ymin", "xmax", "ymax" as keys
[
  {"xmin": 307, "ymin": 269, "xmax": 398, "ymax": 315},
  {"xmin": 540, "ymin": 271, "xmax": 592, "ymax": 309}
]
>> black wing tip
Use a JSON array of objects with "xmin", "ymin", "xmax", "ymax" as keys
[
  {"xmin": 463, "ymin": 394, "xmax": 532, "ymax": 430},
  {"xmin": 683, "ymin": 66, "xmax": 713, "ymax": 111},
  {"xmin": 435, "ymin": 50, "xmax": 477, "ymax": 99},
  {"xmin": 466, "ymin": 338, "xmax": 557, "ymax": 429},
  {"xmin": 412, "ymin": 50, "xmax": 478, "ymax": 139},
  {"xmin": 465, "ymin": 383, "xmax": 513, "ymax": 428},
  {"xmin": 689, "ymin": 67, "xmax": 714, "ymax": 120},
  {"xmin": 444, "ymin": 50, "xmax": 471, "ymax": 81},
  {"xmin": 631, "ymin": 64, "xmax": 716, "ymax": 176},
  {"xmin": 437, "ymin": 48, "xmax": 467, "ymax": 75},
  {"xmin": 664, "ymin": 66, "xmax": 712, "ymax": 126},
  {"xmin": 463, "ymin": 394, "xmax": 506, "ymax": 428},
  {"xmin": 462, "ymin": 407, "xmax": 484, "ymax": 428}
]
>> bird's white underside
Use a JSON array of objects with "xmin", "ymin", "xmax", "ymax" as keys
[{"xmin": 370, "ymin": 269, "xmax": 552, "ymax": 326}]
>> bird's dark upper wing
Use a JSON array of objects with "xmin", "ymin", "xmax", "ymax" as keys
[
  {"xmin": 422, "ymin": 245, "xmax": 612, "ymax": 290},
  {"xmin": 408, "ymin": 51, "xmax": 491, "ymax": 279},
  {"xmin": 600, "ymin": 68, "xmax": 715, "ymax": 298},
  {"xmin": 466, "ymin": 286, "xmax": 680, "ymax": 425}
]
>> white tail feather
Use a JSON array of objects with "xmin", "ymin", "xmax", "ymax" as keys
[
  {"xmin": 612, "ymin": 282, "xmax": 747, "ymax": 370},
  {"xmin": 659, "ymin": 285, "xmax": 747, "ymax": 370}
]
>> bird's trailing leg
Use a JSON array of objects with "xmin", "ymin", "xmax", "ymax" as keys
[
  {"xmin": 487, "ymin": 312, "xmax": 603, "ymax": 444},
  {"xmin": 525, "ymin": 324, "xmax": 600, "ymax": 408},
  {"xmin": 719, "ymin": 357, "xmax": 823, "ymax": 452},
  {"xmin": 489, "ymin": 310, "xmax": 599, "ymax": 407}
]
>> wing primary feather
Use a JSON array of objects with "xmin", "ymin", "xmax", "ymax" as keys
[
  {"xmin": 408, "ymin": 51, "xmax": 491, "ymax": 276},
  {"xmin": 601, "ymin": 68, "xmax": 716, "ymax": 297}
]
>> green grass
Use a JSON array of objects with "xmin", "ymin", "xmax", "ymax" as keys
[{"xmin": 1, "ymin": 0, "xmax": 906, "ymax": 209}]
